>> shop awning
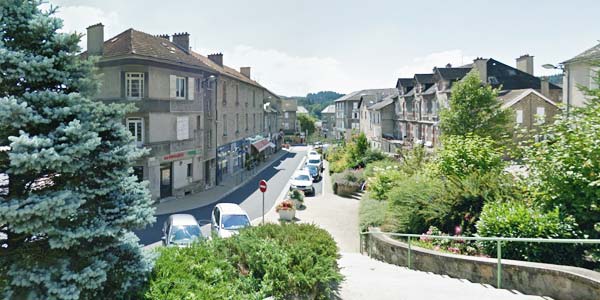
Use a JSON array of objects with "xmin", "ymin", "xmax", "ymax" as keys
[{"xmin": 251, "ymin": 139, "xmax": 271, "ymax": 153}]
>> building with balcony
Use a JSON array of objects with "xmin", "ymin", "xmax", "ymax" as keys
[{"xmin": 334, "ymin": 89, "xmax": 396, "ymax": 140}]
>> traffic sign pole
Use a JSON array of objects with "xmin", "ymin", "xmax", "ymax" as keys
[{"xmin": 259, "ymin": 180, "xmax": 268, "ymax": 224}]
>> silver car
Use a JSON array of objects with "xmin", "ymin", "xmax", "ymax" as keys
[{"xmin": 162, "ymin": 214, "xmax": 204, "ymax": 247}]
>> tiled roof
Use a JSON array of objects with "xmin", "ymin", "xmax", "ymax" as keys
[
  {"xmin": 321, "ymin": 104, "xmax": 336, "ymax": 114},
  {"xmin": 486, "ymin": 59, "xmax": 561, "ymax": 90},
  {"xmin": 83, "ymin": 29, "xmax": 213, "ymax": 70},
  {"xmin": 335, "ymin": 88, "xmax": 397, "ymax": 102},
  {"xmin": 396, "ymin": 78, "xmax": 414, "ymax": 88},
  {"xmin": 297, "ymin": 106, "xmax": 309, "ymax": 114},
  {"xmin": 414, "ymin": 73, "xmax": 435, "ymax": 84},
  {"xmin": 498, "ymin": 89, "xmax": 558, "ymax": 109},
  {"xmin": 563, "ymin": 42, "xmax": 600, "ymax": 64},
  {"xmin": 369, "ymin": 97, "xmax": 394, "ymax": 111},
  {"xmin": 191, "ymin": 51, "xmax": 267, "ymax": 90},
  {"xmin": 435, "ymin": 67, "xmax": 472, "ymax": 81}
]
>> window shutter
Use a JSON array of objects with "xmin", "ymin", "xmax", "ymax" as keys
[
  {"xmin": 169, "ymin": 75, "xmax": 176, "ymax": 99},
  {"xmin": 144, "ymin": 72, "xmax": 149, "ymax": 99},
  {"xmin": 188, "ymin": 77, "xmax": 194, "ymax": 100},
  {"xmin": 120, "ymin": 71, "xmax": 126, "ymax": 98}
]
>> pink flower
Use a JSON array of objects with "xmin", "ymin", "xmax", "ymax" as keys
[
  {"xmin": 434, "ymin": 246, "xmax": 441, "ymax": 251},
  {"xmin": 454, "ymin": 226, "xmax": 462, "ymax": 236}
]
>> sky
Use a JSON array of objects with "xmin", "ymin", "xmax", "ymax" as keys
[{"xmin": 48, "ymin": 0, "xmax": 600, "ymax": 97}]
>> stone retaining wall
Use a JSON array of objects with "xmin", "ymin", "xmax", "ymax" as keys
[{"xmin": 362, "ymin": 230, "xmax": 600, "ymax": 300}]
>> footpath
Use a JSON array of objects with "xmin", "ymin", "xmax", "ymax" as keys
[
  {"xmin": 155, "ymin": 149, "xmax": 288, "ymax": 216},
  {"xmin": 259, "ymin": 160, "xmax": 547, "ymax": 300}
]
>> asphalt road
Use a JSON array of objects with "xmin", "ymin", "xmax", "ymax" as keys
[{"xmin": 135, "ymin": 147, "xmax": 323, "ymax": 246}]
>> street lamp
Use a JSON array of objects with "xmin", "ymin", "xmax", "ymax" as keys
[{"xmin": 543, "ymin": 63, "xmax": 570, "ymax": 117}]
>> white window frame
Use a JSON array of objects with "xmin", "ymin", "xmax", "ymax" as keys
[
  {"xmin": 516, "ymin": 110, "xmax": 523, "ymax": 124},
  {"xmin": 176, "ymin": 116, "xmax": 190, "ymax": 140},
  {"xmin": 127, "ymin": 118, "xmax": 144, "ymax": 147},
  {"xmin": 126, "ymin": 72, "xmax": 144, "ymax": 100},
  {"xmin": 536, "ymin": 107, "xmax": 545, "ymax": 124},
  {"xmin": 175, "ymin": 76, "xmax": 187, "ymax": 99}
]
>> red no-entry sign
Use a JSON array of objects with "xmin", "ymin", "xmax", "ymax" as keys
[{"xmin": 259, "ymin": 180, "xmax": 267, "ymax": 193}]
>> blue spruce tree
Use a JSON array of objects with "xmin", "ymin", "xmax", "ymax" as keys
[{"xmin": 0, "ymin": 1, "xmax": 155, "ymax": 298}]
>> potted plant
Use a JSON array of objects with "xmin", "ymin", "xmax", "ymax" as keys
[
  {"xmin": 276, "ymin": 200, "xmax": 296, "ymax": 221},
  {"xmin": 289, "ymin": 189, "xmax": 305, "ymax": 209}
]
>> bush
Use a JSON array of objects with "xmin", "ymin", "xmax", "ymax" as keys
[
  {"xmin": 143, "ymin": 224, "xmax": 342, "ymax": 300},
  {"xmin": 433, "ymin": 134, "xmax": 505, "ymax": 178},
  {"xmin": 383, "ymin": 175, "xmax": 444, "ymax": 234},
  {"xmin": 367, "ymin": 167, "xmax": 403, "ymax": 201},
  {"xmin": 421, "ymin": 171, "xmax": 521, "ymax": 235},
  {"xmin": 477, "ymin": 201, "xmax": 583, "ymax": 265},
  {"xmin": 359, "ymin": 195, "xmax": 388, "ymax": 231}
]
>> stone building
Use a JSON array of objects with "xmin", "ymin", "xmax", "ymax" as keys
[
  {"xmin": 320, "ymin": 104, "xmax": 336, "ymax": 139},
  {"xmin": 281, "ymin": 99, "xmax": 298, "ymax": 134},
  {"xmin": 85, "ymin": 23, "xmax": 280, "ymax": 200},
  {"xmin": 334, "ymin": 89, "xmax": 396, "ymax": 141}
]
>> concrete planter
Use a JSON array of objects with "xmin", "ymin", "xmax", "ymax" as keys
[
  {"xmin": 292, "ymin": 199, "xmax": 303, "ymax": 209},
  {"xmin": 278, "ymin": 209, "xmax": 295, "ymax": 221},
  {"xmin": 334, "ymin": 182, "xmax": 360, "ymax": 197}
]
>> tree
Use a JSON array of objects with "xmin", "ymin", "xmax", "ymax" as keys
[
  {"xmin": 439, "ymin": 71, "xmax": 512, "ymax": 142},
  {"xmin": 433, "ymin": 134, "xmax": 505, "ymax": 178},
  {"xmin": 0, "ymin": 1, "xmax": 155, "ymax": 299},
  {"xmin": 297, "ymin": 113, "xmax": 316, "ymax": 135},
  {"xmin": 525, "ymin": 68, "xmax": 600, "ymax": 239}
]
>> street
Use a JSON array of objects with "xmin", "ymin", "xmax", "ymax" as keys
[{"xmin": 135, "ymin": 147, "xmax": 321, "ymax": 246}]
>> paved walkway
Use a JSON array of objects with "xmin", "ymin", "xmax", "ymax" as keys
[
  {"xmin": 156, "ymin": 149, "xmax": 288, "ymax": 215},
  {"xmin": 259, "ymin": 160, "xmax": 548, "ymax": 300}
]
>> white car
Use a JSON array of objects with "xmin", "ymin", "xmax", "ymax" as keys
[
  {"xmin": 305, "ymin": 154, "xmax": 323, "ymax": 171},
  {"xmin": 307, "ymin": 149, "xmax": 320, "ymax": 157},
  {"xmin": 162, "ymin": 214, "xmax": 204, "ymax": 247},
  {"xmin": 290, "ymin": 169, "xmax": 315, "ymax": 196},
  {"xmin": 211, "ymin": 203, "xmax": 251, "ymax": 238}
]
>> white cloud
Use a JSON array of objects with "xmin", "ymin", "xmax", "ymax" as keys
[
  {"xmin": 395, "ymin": 50, "xmax": 476, "ymax": 78},
  {"xmin": 209, "ymin": 45, "xmax": 354, "ymax": 96},
  {"xmin": 42, "ymin": 4, "xmax": 121, "ymax": 49}
]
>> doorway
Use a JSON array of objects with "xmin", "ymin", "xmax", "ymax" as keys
[{"xmin": 160, "ymin": 163, "xmax": 172, "ymax": 198}]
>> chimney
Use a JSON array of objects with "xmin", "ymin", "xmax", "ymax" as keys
[
  {"xmin": 473, "ymin": 57, "xmax": 488, "ymax": 83},
  {"xmin": 86, "ymin": 23, "xmax": 104, "ymax": 56},
  {"xmin": 208, "ymin": 53, "xmax": 223, "ymax": 66},
  {"xmin": 172, "ymin": 32, "xmax": 190, "ymax": 53},
  {"xmin": 156, "ymin": 34, "xmax": 170, "ymax": 41},
  {"xmin": 445, "ymin": 63, "xmax": 452, "ymax": 68},
  {"xmin": 540, "ymin": 76, "xmax": 550, "ymax": 98},
  {"xmin": 516, "ymin": 54, "xmax": 534, "ymax": 75},
  {"xmin": 240, "ymin": 67, "xmax": 251, "ymax": 78}
]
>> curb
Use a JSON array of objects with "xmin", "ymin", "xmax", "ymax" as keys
[{"xmin": 156, "ymin": 149, "xmax": 289, "ymax": 216}]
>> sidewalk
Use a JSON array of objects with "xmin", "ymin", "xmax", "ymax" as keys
[
  {"xmin": 155, "ymin": 149, "xmax": 289, "ymax": 215},
  {"xmin": 258, "ymin": 160, "xmax": 360, "ymax": 252}
]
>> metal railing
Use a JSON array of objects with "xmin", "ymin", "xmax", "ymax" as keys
[{"xmin": 360, "ymin": 231, "xmax": 600, "ymax": 289}]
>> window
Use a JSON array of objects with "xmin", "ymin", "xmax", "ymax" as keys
[
  {"xmin": 126, "ymin": 72, "xmax": 144, "ymax": 100},
  {"xmin": 133, "ymin": 166, "xmax": 143, "ymax": 182},
  {"xmin": 284, "ymin": 122, "xmax": 290, "ymax": 130},
  {"xmin": 187, "ymin": 162, "xmax": 193, "ymax": 178},
  {"xmin": 223, "ymin": 114, "xmax": 228, "ymax": 136},
  {"xmin": 127, "ymin": 118, "xmax": 143, "ymax": 147},
  {"xmin": 284, "ymin": 112, "xmax": 289, "ymax": 119},
  {"xmin": 516, "ymin": 110, "xmax": 523, "ymax": 124},
  {"xmin": 222, "ymin": 81, "xmax": 227, "ymax": 104},
  {"xmin": 352, "ymin": 112, "xmax": 359, "ymax": 119},
  {"xmin": 536, "ymin": 107, "xmax": 545, "ymax": 124},
  {"xmin": 235, "ymin": 85, "xmax": 239, "ymax": 105},
  {"xmin": 253, "ymin": 90, "xmax": 256, "ymax": 107},
  {"xmin": 176, "ymin": 116, "xmax": 189, "ymax": 140},
  {"xmin": 175, "ymin": 76, "xmax": 186, "ymax": 99},
  {"xmin": 236, "ymin": 113, "xmax": 239, "ymax": 132},
  {"xmin": 245, "ymin": 113, "xmax": 249, "ymax": 130},
  {"xmin": 253, "ymin": 114, "xmax": 256, "ymax": 129},
  {"xmin": 353, "ymin": 102, "xmax": 358, "ymax": 110}
]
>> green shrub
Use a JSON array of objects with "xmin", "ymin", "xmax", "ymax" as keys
[
  {"xmin": 433, "ymin": 134, "xmax": 505, "ymax": 178},
  {"xmin": 383, "ymin": 175, "xmax": 444, "ymax": 234},
  {"xmin": 359, "ymin": 195, "xmax": 388, "ymax": 231},
  {"xmin": 143, "ymin": 224, "xmax": 342, "ymax": 300},
  {"xmin": 368, "ymin": 167, "xmax": 404, "ymax": 201},
  {"xmin": 477, "ymin": 201, "xmax": 583, "ymax": 265},
  {"xmin": 364, "ymin": 159, "xmax": 400, "ymax": 178},
  {"xmin": 421, "ymin": 171, "xmax": 521, "ymax": 234}
]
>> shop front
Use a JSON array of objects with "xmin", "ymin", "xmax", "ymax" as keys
[{"xmin": 216, "ymin": 139, "xmax": 249, "ymax": 184}]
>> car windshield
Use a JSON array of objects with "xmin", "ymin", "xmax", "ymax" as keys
[
  {"xmin": 170, "ymin": 225, "xmax": 201, "ymax": 244},
  {"xmin": 307, "ymin": 166, "xmax": 318, "ymax": 173},
  {"xmin": 308, "ymin": 159, "xmax": 320, "ymax": 164},
  {"xmin": 222, "ymin": 214, "xmax": 250, "ymax": 230},
  {"xmin": 294, "ymin": 174, "xmax": 311, "ymax": 181}
]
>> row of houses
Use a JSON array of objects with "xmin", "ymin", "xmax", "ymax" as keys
[
  {"xmin": 85, "ymin": 23, "xmax": 284, "ymax": 201},
  {"xmin": 333, "ymin": 54, "xmax": 569, "ymax": 153}
]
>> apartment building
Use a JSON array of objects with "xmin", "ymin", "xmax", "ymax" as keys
[
  {"xmin": 281, "ymin": 99, "xmax": 299, "ymax": 134},
  {"xmin": 561, "ymin": 42, "xmax": 600, "ymax": 110},
  {"xmin": 334, "ymin": 89, "xmax": 396, "ymax": 140},
  {"xmin": 85, "ymin": 24, "xmax": 280, "ymax": 200},
  {"xmin": 320, "ymin": 104, "xmax": 336, "ymax": 138},
  {"xmin": 391, "ymin": 55, "xmax": 561, "ymax": 150}
]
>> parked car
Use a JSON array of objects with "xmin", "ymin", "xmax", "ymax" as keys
[
  {"xmin": 211, "ymin": 203, "xmax": 251, "ymax": 238},
  {"xmin": 289, "ymin": 169, "xmax": 315, "ymax": 196},
  {"xmin": 307, "ymin": 149, "xmax": 320, "ymax": 157},
  {"xmin": 304, "ymin": 165, "xmax": 321, "ymax": 181},
  {"xmin": 162, "ymin": 214, "xmax": 204, "ymax": 247},
  {"xmin": 305, "ymin": 154, "xmax": 324, "ymax": 171}
]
